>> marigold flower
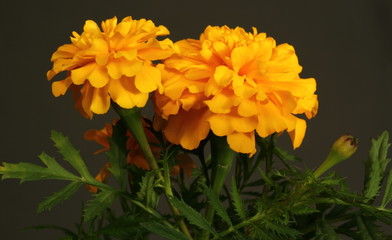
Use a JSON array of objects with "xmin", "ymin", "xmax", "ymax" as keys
[
  {"xmin": 154, "ymin": 26, "xmax": 318, "ymax": 155},
  {"xmin": 85, "ymin": 120, "xmax": 194, "ymax": 193},
  {"xmin": 47, "ymin": 16, "xmax": 175, "ymax": 118}
]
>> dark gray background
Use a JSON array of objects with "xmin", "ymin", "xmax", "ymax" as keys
[{"xmin": 1, "ymin": 0, "xmax": 392, "ymax": 239}]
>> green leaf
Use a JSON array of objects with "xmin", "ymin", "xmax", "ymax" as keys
[
  {"xmin": 263, "ymin": 220, "xmax": 302, "ymax": 239},
  {"xmin": 50, "ymin": 130, "xmax": 93, "ymax": 180},
  {"xmin": 381, "ymin": 168, "xmax": 392, "ymax": 208},
  {"xmin": 364, "ymin": 131, "xmax": 391, "ymax": 201},
  {"xmin": 203, "ymin": 184, "xmax": 232, "ymax": 226},
  {"xmin": 170, "ymin": 197, "xmax": 216, "ymax": 234},
  {"xmin": 0, "ymin": 152, "xmax": 78, "ymax": 182},
  {"xmin": 137, "ymin": 171, "xmax": 159, "ymax": 208},
  {"xmin": 315, "ymin": 219, "xmax": 341, "ymax": 240},
  {"xmin": 231, "ymin": 177, "xmax": 246, "ymax": 220},
  {"xmin": 95, "ymin": 214, "xmax": 147, "ymax": 239},
  {"xmin": 84, "ymin": 190, "xmax": 117, "ymax": 222},
  {"xmin": 250, "ymin": 224, "xmax": 277, "ymax": 240},
  {"xmin": 24, "ymin": 225, "xmax": 77, "ymax": 238},
  {"xmin": 141, "ymin": 221, "xmax": 189, "ymax": 240},
  {"xmin": 105, "ymin": 120, "xmax": 128, "ymax": 189},
  {"xmin": 37, "ymin": 181, "xmax": 83, "ymax": 213},
  {"xmin": 356, "ymin": 215, "xmax": 384, "ymax": 240}
]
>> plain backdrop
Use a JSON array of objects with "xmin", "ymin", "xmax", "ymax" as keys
[{"xmin": 1, "ymin": 0, "xmax": 392, "ymax": 239}]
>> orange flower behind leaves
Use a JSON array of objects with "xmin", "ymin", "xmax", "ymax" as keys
[
  {"xmin": 84, "ymin": 120, "xmax": 195, "ymax": 193},
  {"xmin": 154, "ymin": 26, "xmax": 318, "ymax": 155},
  {"xmin": 47, "ymin": 16, "xmax": 175, "ymax": 118}
]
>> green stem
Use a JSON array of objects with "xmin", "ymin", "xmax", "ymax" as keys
[
  {"xmin": 112, "ymin": 104, "xmax": 158, "ymax": 170},
  {"xmin": 112, "ymin": 104, "xmax": 192, "ymax": 239},
  {"xmin": 200, "ymin": 135, "xmax": 234, "ymax": 240}
]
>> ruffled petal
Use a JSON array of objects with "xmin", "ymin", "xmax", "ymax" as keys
[
  {"xmin": 90, "ymin": 87, "xmax": 111, "ymax": 114},
  {"xmin": 108, "ymin": 77, "xmax": 149, "ymax": 108},
  {"xmin": 52, "ymin": 77, "xmax": 73, "ymax": 97},
  {"xmin": 227, "ymin": 132, "xmax": 256, "ymax": 156},
  {"xmin": 164, "ymin": 108, "xmax": 211, "ymax": 149},
  {"xmin": 288, "ymin": 118, "xmax": 307, "ymax": 149},
  {"xmin": 135, "ymin": 64, "xmax": 161, "ymax": 93}
]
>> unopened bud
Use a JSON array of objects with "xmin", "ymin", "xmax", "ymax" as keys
[{"xmin": 314, "ymin": 134, "xmax": 359, "ymax": 178}]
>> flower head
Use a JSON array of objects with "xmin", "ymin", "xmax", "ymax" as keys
[
  {"xmin": 47, "ymin": 16, "xmax": 175, "ymax": 118},
  {"xmin": 154, "ymin": 26, "xmax": 318, "ymax": 155}
]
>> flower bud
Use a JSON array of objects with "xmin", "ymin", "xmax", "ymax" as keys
[{"xmin": 314, "ymin": 134, "xmax": 359, "ymax": 178}]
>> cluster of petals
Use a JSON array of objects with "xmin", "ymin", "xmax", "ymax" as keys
[
  {"xmin": 84, "ymin": 120, "xmax": 194, "ymax": 193},
  {"xmin": 47, "ymin": 16, "xmax": 175, "ymax": 118},
  {"xmin": 154, "ymin": 26, "xmax": 318, "ymax": 155}
]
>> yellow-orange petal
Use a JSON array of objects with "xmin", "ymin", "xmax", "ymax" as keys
[
  {"xmin": 227, "ymin": 132, "xmax": 256, "ymax": 156},
  {"xmin": 52, "ymin": 77, "xmax": 73, "ymax": 97},
  {"xmin": 71, "ymin": 63, "xmax": 95, "ymax": 85},
  {"xmin": 108, "ymin": 77, "xmax": 149, "ymax": 108},
  {"xmin": 213, "ymin": 66, "xmax": 234, "ymax": 87},
  {"xmin": 135, "ymin": 65, "xmax": 161, "ymax": 93},
  {"xmin": 164, "ymin": 108, "xmax": 211, "ymax": 150},
  {"xmin": 231, "ymin": 46, "xmax": 253, "ymax": 73},
  {"xmin": 288, "ymin": 118, "xmax": 306, "ymax": 149},
  {"xmin": 237, "ymin": 99, "xmax": 258, "ymax": 117},
  {"xmin": 107, "ymin": 58, "xmax": 143, "ymax": 80},
  {"xmin": 90, "ymin": 87, "xmax": 110, "ymax": 114},
  {"xmin": 256, "ymin": 103, "xmax": 287, "ymax": 137},
  {"xmin": 205, "ymin": 91, "xmax": 238, "ymax": 114},
  {"xmin": 208, "ymin": 113, "xmax": 258, "ymax": 136}
]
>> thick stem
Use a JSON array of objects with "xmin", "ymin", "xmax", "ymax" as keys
[
  {"xmin": 200, "ymin": 135, "xmax": 234, "ymax": 240},
  {"xmin": 112, "ymin": 104, "xmax": 192, "ymax": 239}
]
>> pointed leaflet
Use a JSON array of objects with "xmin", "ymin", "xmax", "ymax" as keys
[
  {"xmin": 364, "ymin": 131, "xmax": 391, "ymax": 201},
  {"xmin": 137, "ymin": 171, "xmax": 159, "ymax": 208},
  {"xmin": 381, "ymin": 168, "xmax": 392, "ymax": 208},
  {"xmin": 95, "ymin": 214, "xmax": 148, "ymax": 239},
  {"xmin": 203, "ymin": 184, "xmax": 232, "ymax": 226},
  {"xmin": 262, "ymin": 220, "xmax": 302, "ymax": 239},
  {"xmin": 84, "ymin": 189, "xmax": 117, "ymax": 222},
  {"xmin": 50, "ymin": 130, "xmax": 94, "ymax": 180},
  {"xmin": 0, "ymin": 152, "xmax": 79, "ymax": 182},
  {"xmin": 105, "ymin": 120, "xmax": 128, "ymax": 189},
  {"xmin": 355, "ymin": 215, "xmax": 385, "ymax": 240},
  {"xmin": 141, "ymin": 221, "xmax": 189, "ymax": 240},
  {"xmin": 315, "ymin": 219, "xmax": 341, "ymax": 240},
  {"xmin": 231, "ymin": 177, "xmax": 246, "ymax": 220},
  {"xmin": 38, "ymin": 181, "xmax": 83, "ymax": 213},
  {"xmin": 170, "ymin": 197, "xmax": 216, "ymax": 234}
]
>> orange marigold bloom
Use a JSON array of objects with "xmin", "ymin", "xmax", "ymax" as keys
[
  {"xmin": 47, "ymin": 16, "xmax": 175, "ymax": 118},
  {"xmin": 154, "ymin": 26, "xmax": 318, "ymax": 155},
  {"xmin": 85, "ymin": 120, "xmax": 194, "ymax": 193}
]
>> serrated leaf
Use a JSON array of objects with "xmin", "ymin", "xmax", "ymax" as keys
[
  {"xmin": 37, "ymin": 181, "xmax": 83, "ymax": 213},
  {"xmin": 203, "ymin": 184, "xmax": 232, "ymax": 226},
  {"xmin": 315, "ymin": 219, "xmax": 341, "ymax": 240},
  {"xmin": 0, "ymin": 152, "xmax": 78, "ymax": 182},
  {"xmin": 105, "ymin": 121, "xmax": 128, "ymax": 188},
  {"xmin": 24, "ymin": 224, "xmax": 77, "ymax": 238},
  {"xmin": 51, "ymin": 130, "xmax": 93, "ymax": 180},
  {"xmin": 137, "ymin": 171, "xmax": 159, "ymax": 208},
  {"xmin": 96, "ymin": 214, "xmax": 147, "ymax": 239},
  {"xmin": 250, "ymin": 224, "xmax": 276, "ymax": 240},
  {"xmin": 364, "ymin": 131, "xmax": 391, "ymax": 201},
  {"xmin": 170, "ymin": 197, "xmax": 216, "ymax": 234},
  {"xmin": 142, "ymin": 221, "xmax": 189, "ymax": 240},
  {"xmin": 381, "ymin": 168, "xmax": 392, "ymax": 208},
  {"xmin": 356, "ymin": 215, "xmax": 384, "ymax": 240},
  {"xmin": 84, "ymin": 190, "xmax": 117, "ymax": 222},
  {"xmin": 231, "ymin": 177, "xmax": 246, "ymax": 220},
  {"xmin": 263, "ymin": 220, "xmax": 302, "ymax": 238}
]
